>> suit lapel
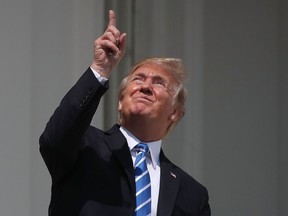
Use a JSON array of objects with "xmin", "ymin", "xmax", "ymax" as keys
[
  {"xmin": 157, "ymin": 150, "xmax": 179, "ymax": 216},
  {"xmin": 105, "ymin": 125, "xmax": 136, "ymax": 196},
  {"xmin": 105, "ymin": 127, "xmax": 179, "ymax": 215}
]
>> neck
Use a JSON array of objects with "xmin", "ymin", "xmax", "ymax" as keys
[{"xmin": 121, "ymin": 116, "xmax": 168, "ymax": 142}]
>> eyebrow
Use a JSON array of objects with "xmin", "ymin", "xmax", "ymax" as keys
[
  {"xmin": 131, "ymin": 72, "xmax": 146, "ymax": 78},
  {"xmin": 132, "ymin": 72, "xmax": 168, "ymax": 82}
]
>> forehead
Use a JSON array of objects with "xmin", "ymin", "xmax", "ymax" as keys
[{"xmin": 131, "ymin": 63, "xmax": 176, "ymax": 81}]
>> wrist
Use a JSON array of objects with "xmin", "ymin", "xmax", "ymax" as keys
[{"xmin": 90, "ymin": 63, "xmax": 111, "ymax": 78}]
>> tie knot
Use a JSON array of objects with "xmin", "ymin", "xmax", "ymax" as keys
[{"xmin": 135, "ymin": 143, "xmax": 149, "ymax": 154}]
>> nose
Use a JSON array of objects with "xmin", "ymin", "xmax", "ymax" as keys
[{"xmin": 139, "ymin": 80, "xmax": 153, "ymax": 95}]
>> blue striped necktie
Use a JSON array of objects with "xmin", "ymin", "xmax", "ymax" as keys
[{"xmin": 134, "ymin": 143, "xmax": 151, "ymax": 216}]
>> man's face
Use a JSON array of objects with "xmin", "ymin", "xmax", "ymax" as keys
[{"xmin": 118, "ymin": 63, "xmax": 180, "ymax": 128}]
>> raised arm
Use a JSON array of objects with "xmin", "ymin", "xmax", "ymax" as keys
[{"xmin": 39, "ymin": 10, "xmax": 126, "ymax": 182}]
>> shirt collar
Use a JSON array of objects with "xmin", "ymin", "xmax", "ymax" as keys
[{"xmin": 120, "ymin": 126, "xmax": 161, "ymax": 169}]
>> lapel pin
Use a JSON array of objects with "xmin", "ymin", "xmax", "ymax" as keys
[{"xmin": 170, "ymin": 171, "xmax": 177, "ymax": 179}]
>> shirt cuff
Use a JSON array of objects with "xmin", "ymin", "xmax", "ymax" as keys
[{"xmin": 90, "ymin": 67, "xmax": 108, "ymax": 85}]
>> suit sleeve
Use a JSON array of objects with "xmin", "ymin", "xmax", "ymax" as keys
[
  {"xmin": 200, "ymin": 186, "xmax": 211, "ymax": 216},
  {"xmin": 39, "ymin": 68, "xmax": 108, "ymax": 183}
]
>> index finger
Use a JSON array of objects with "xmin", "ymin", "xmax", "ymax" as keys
[{"xmin": 108, "ymin": 10, "xmax": 116, "ymax": 27}]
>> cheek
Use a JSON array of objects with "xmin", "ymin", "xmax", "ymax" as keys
[
  {"xmin": 118, "ymin": 91, "xmax": 133, "ymax": 112},
  {"xmin": 123, "ymin": 85, "xmax": 138, "ymax": 97},
  {"xmin": 156, "ymin": 91, "xmax": 174, "ymax": 105},
  {"xmin": 159, "ymin": 95, "xmax": 176, "ymax": 113}
]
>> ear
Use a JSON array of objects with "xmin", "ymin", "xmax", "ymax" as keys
[
  {"xmin": 118, "ymin": 89, "xmax": 126, "ymax": 113},
  {"xmin": 169, "ymin": 107, "xmax": 183, "ymax": 122},
  {"xmin": 118, "ymin": 99, "xmax": 122, "ymax": 112}
]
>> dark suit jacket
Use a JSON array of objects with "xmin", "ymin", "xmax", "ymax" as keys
[{"xmin": 39, "ymin": 68, "xmax": 211, "ymax": 216}]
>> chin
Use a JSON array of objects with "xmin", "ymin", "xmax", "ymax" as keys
[
  {"xmin": 131, "ymin": 103, "xmax": 151, "ymax": 114},
  {"xmin": 128, "ymin": 108, "xmax": 153, "ymax": 119},
  {"xmin": 130, "ymin": 109, "xmax": 150, "ymax": 116}
]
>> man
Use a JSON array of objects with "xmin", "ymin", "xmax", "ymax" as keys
[{"xmin": 40, "ymin": 10, "xmax": 211, "ymax": 216}]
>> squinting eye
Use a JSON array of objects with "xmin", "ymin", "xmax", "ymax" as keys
[
  {"xmin": 132, "ymin": 76, "xmax": 144, "ymax": 83},
  {"xmin": 154, "ymin": 80, "xmax": 166, "ymax": 87}
]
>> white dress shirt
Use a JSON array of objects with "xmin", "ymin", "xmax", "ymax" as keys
[{"xmin": 120, "ymin": 126, "xmax": 161, "ymax": 216}]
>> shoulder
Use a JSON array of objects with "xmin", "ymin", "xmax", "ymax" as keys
[
  {"xmin": 160, "ymin": 151, "xmax": 211, "ymax": 214},
  {"xmin": 175, "ymin": 165, "xmax": 208, "ymax": 195},
  {"xmin": 160, "ymin": 151, "xmax": 208, "ymax": 194},
  {"xmin": 84, "ymin": 124, "xmax": 121, "ymax": 137},
  {"xmin": 83, "ymin": 124, "xmax": 124, "ymax": 146}
]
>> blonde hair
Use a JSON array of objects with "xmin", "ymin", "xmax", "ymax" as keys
[{"xmin": 118, "ymin": 57, "xmax": 187, "ymax": 136}]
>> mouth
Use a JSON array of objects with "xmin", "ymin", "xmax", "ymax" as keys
[{"xmin": 133, "ymin": 96, "xmax": 154, "ymax": 103}]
